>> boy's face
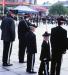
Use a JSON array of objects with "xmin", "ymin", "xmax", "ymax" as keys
[{"xmin": 44, "ymin": 36, "xmax": 49, "ymax": 41}]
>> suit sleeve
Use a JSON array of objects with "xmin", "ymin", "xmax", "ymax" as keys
[
  {"xmin": 9, "ymin": 19, "xmax": 15, "ymax": 41},
  {"xmin": 50, "ymin": 28, "xmax": 55, "ymax": 49},
  {"xmin": 40, "ymin": 42, "xmax": 46, "ymax": 61}
]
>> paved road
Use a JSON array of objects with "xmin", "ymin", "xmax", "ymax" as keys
[{"xmin": 0, "ymin": 21, "xmax": 68, "ymax": 75}]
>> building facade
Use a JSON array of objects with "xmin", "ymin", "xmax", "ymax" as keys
[{"xmin": 0, "ymin": 0, "xmax": 37, "ymax": 6}]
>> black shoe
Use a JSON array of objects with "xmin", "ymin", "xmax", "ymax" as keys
[
  {"xmin": 31, "ymin": 71, "xmax": 37, "ymax": 73},
  {"xmin": 2, "ymin": 63, "xmax": 13, "ymax": 66},
  {"xmin": 26, "ymin": 70, "xmax": 31, "ymax": 72},
  {"xmin": 38, "ymin": 72, "xmax": 44, "ymax": 75},
  {"xmin": 26, "ymin": 70, "xmax": 37, "ymax": 74},
  {"xmin": 19, "ymin": 61, "xmax": 26, "ymax": 63}
]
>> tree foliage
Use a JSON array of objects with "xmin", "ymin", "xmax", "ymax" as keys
[
  {"xmin": 66, "ymin": 7, "xmax": 68, "ymax": 15},
  {"xmin": 49, "ymin": 3, "xmax": 67, "ymax": 15}
]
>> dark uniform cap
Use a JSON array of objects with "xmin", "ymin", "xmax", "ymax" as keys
[
  {"xmin": 57, "ymin": 16, "xmax": 66, "ymax": 25},
  {"xmin": 57, "ymin": 16, "xmax": 66, "ymax": 22},
  {"xmin": 42, "ymin": 32, "xmax": 50, "ymax": 36},
  {"xmin": 7, "ymin": 11, "xmax": 14, "ymax": 18}
]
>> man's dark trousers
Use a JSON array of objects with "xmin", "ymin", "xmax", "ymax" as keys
[
  {"xmin": 50, "ymin": 52, "xmax": 62, "ymax": 75},
  {"xmin": 27, "ymin": 53, "xmax": 35, "ymax": 71},
  {"xmin": 19, "ymin": 39, "xmax": 26, "ymax": 62},
  {"xmin": 2, "ymin": 41, "xmax": 10, "ymax": 64}
]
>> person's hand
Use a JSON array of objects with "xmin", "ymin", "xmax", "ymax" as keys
[{"xmin": 63, "ymin": 51, "xmax": 66, "ymax": 54}]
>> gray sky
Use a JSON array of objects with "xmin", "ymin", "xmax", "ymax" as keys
[{"xmin": 37, "ymin": 0, "xmax": 67, "ymax": 4}]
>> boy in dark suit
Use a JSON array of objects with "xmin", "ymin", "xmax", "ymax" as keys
[
  {"xmin": 26, "ymin": 24, "xmax": 37, "ymax": 73},
  {"xmin": 38, "ymin": 32, "xmax": 50, "ymax": 75}
]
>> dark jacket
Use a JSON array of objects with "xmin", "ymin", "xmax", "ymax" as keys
[
  {"xmin": 50, "ymin": 26, "xmax": 67, "ymax": 54},
  {"xmin": 26, "ymin": 31, "xmax": 37, "ymax": 54},
  {"xmin": 40, "ymin": 41, "xmax": 50, "ymax": 61},
  {"xmin": 18, "ymin": 20, "xmax": 30, "ymax": 40},
  {"xmin": 1, "ymin": 17, "xmax": 15, "ymax": 42}
]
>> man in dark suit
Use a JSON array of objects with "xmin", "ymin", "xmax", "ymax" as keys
[
  {"xmin": 18, "ymin": 18, "xmax": 31, "ymax": 63},
  {"xmin": 50, "ymin": 16, "xmax": 67, "ymax": 75},
  {"xmin": 1, "ymin": 12, "xmax": 15, "ymax": 66},
  {"xmin": 26, "ymin": 24, "xmax": 37, "ymax": 73}
]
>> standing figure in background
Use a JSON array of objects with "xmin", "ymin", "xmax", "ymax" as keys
[
  {"xmin": 1, "ymin": 12, "xmax": 15, "ymax": 66},
  {"xmin": 50, "ymin": 16, "xmax": 67, "ymax": 75},
  {"xmin": 38, "ymin": 32, "xmax": 50, "ymax": 75},
  {"xmin": 26, "ymin": 24, "xmax": 37, "ymax": 73},
  {"xmin": 18, "ymin": 18, "xmax": 30, "ymax": 63}
]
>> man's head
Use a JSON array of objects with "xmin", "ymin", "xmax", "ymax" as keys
[
  {"xmin": 57, "ymin": 16, "xmax": 66, "ymax": 26},
  {"xmin": 7, "ymin": 11, "xmax": 14, "ymax": 18}
]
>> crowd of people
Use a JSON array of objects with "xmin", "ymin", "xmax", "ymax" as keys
[
  {"xmin": 0, "ymin": 11, "xmax": 68, "ymax": 75},
  {"xmin": 28, "ymin": 15, "xmax": 68, "ymax": 25}
]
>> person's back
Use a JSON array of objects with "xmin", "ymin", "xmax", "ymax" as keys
[
  {"xmin": 51, "ymin": 26, "xmax": 67, "ymax": 54},
  {"xmin": 18, "ymin": 19, "xmax": 31, "ymax": 63},
  {"xmin": 1, "ymin": 16, "xmax": 15, "ymax": 42},
  {"xmin": 50, "ymin": 16, "xmax": 67, "ymax": 75},
  {"xmin": 26, "ymin": 25, "xmax": 37, "ymax": 73},
  {"xmin": 26, "ymin": 30, "xmax": 37, "ymax": 54},
  {"xmin": 18, "ymin": 20, "xmax": 29, "ymax": 39},
  {"xmin": 1, "ymin": 12, "xmax": 15, "ymax": 66},
  {"xmin": 18, "ymin": 19, "xmax": 32, "ymax": 41}
]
